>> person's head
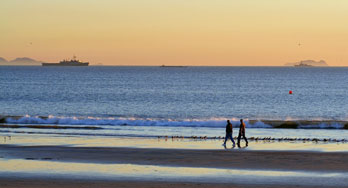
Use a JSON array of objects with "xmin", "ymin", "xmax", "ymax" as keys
[
  {"xmin": 227, "ymin": 120, "xmax": 230, "ymax": 123},
  {"xmin": 240, "ymin": 119, "xmax": 243, "ymax": 122}
]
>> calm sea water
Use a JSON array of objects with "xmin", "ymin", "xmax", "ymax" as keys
[{"xmin": 1, "ymin": 66, "xmax": 348, "ymax": 139}]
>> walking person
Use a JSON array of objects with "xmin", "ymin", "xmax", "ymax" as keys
[
  {"xmin": 223, "ymin": 120, "xmax": 235, "ymax": 147},
  {"xmin": 237, "ymin": 119, "xmax": 248, "ymax": 147}
]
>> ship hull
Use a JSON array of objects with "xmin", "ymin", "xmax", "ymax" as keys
[{"xmin": 42, "ymin": 63, "xmax": 89, "ymax": 66}]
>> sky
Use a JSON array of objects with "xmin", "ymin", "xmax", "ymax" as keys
[{"xmin": 1, "ymin": 0, "xmax": 348, "ymax": 66}]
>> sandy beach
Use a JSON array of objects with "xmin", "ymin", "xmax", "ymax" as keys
[
  {"xmin": 1, "ymin": 131, "xmax": 348, "ymax": 188},
  {"xmin": 1, "ymin": 142, "xmax": 348, "ymax": 188},
  {"xmin": 0, "ymin": 178, "xmax": 327, "ymax": 188},
  {"xmin": 1, "ymin": 145, "xmax": 348, "ymax": 172}
]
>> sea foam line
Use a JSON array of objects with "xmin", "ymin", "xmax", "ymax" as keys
[
  {"xmin": 2, "ymin": 115, "xmax": 246, "ymax": 128},
  {"xmin": 1, "ymin": 115, "xmax": 348, "ymax": 129}
]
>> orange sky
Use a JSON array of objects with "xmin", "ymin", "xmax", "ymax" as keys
[{"xmin": 1, "ymin": 0, "xmax": 348, "ymax": 66}]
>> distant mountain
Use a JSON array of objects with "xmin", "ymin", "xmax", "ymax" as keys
[
  {"xmin": 0, "ymin": 57, "xmax": 8, "ymax": 63},
  {"xmin": 10, "ymin": 57, "xmax": 42, "ymax": 65},
  {"xmin": 285, "ymin": 60, "xmax": 328, "ymax": 67},
  {"xmin": 0, "ymin": 57, "xmax": 44, "ymax": 66}
]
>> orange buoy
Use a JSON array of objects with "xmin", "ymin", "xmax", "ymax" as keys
[{"xmin": 289, "ymin": 90, "xmax": 293, "ymax": 94}]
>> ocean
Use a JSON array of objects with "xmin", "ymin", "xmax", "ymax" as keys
[{"xmin": 1, "ymin": 66, "xmax": 348, "ymax": 141}]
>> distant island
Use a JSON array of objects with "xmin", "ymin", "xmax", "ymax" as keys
[
  {"xmin": 284, "ymin": 60, "xmax": 328, "ymax": 67},
  {"xmin": 0, "ymin": 57, "xmax": 44, "ymax": 66}
]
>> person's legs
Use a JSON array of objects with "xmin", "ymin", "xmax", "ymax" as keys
[
  {"xmin": 237, "ymin": 133, "xmax": 241, "ymax": 146},
  {"xmin": 243, "ymin": 132, "xmax": 248, "ymax": 145},
  {"xmin": 223, "ymin": 133, "xmax": 228, "ymax": 145},
  {"xmin": 230, "ymin": 134, "xmax": 236, "ymax": 146}
]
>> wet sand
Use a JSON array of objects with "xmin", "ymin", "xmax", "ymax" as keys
[
  {"xmin": 1, "ymin": 145, "xmax": 348, "ymax": 172},
  {"xmin": 1, "ymin": 134, "xmax": 348, "ymax": 187},
  {"xmin": 0, "ymin": 178, "xmax": 326, "ymax": 188},
  {"xmin": 3, "ymin": 133, "xmax": 348, "ymax": 152}
]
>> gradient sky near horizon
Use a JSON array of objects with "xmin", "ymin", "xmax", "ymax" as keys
[{"xmin": 1, "ymin": 0, "xmax": 348, "ymax": 66}]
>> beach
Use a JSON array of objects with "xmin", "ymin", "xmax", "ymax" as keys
[
  {"xmin": 2, "ymin": 145, "xmax": 348, "ymax": 172},
  {"xmin": 0, "ymin": 178, "xmax": 329, "ymax": 188},
  {"xmin": 0, "ymin": 178, "xmax": 333, "ymax": 188},
  {"xmin": 1, "ymin": 135, "xmax": 348, "ymax": 188}
]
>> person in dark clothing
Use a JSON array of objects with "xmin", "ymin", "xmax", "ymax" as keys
[
  {"xmin": 237, "ymin": 119, "xmax": 248, "ymax": 147},
  {"xmin": 223, "ymin": 120, "xmax": 235, "ymax": 147}
]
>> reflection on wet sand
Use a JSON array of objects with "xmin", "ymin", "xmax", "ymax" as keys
[
  {"xmin": 0, "ymin": 159, "xmax": 347, "ymax": 187},
  {"xmin": 2, "ymin": 133, "xmax": 348, "ymax": 187}
]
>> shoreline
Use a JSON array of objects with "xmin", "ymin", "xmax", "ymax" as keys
[{"xmin": 2, "ymin": 133, "xmax": 348, "ymax": 152}]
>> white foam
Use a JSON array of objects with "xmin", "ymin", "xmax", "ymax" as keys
[
  {"xmin": 5, "ymin": 115, "xmax": 231, "ymax": 128},
  {"xmin": 3, "ymin": 115, "xmax": 346, "ymax": 129}
]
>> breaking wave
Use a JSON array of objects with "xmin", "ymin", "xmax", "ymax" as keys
[{"xmin": 1, "ymin": 115, "xmax": 348, "ymax": 129}]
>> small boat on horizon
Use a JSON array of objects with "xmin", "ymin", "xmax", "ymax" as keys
[
  {"xmin": 42, "ymin": 56, "xmax": 89, "ymax": 66},
  {"xmin": 160, "ymin": 65, "xmax": 188, "ymax": 68},
  {"xmin": 294, "ymin": 62, "xmax": 313, "ymax": 67}
]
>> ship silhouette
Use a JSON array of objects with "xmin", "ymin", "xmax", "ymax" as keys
[
  {"xmin": 42, "ymin": 56, "xmax": 89, "ymax": 66},
  {"xmin": 294, "ymin": 62, "xmax": 313, "ymax": 67}
]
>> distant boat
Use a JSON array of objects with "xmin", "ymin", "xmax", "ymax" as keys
[
  {"xmin": 42, "ymin": 56, "xmax": 89, "ymax": 66},
  {"xmin": 160, "ymin": 65, "xmax": 187, "ymax": 68},
  {"xmin": 294, "ymin": 62, "xmax": 313, "ymax": 67}
]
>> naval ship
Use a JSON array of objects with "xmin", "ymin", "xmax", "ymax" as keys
[{"xmin": 42, "ymin": 56, "xmax": 89, "ymax": 66}]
